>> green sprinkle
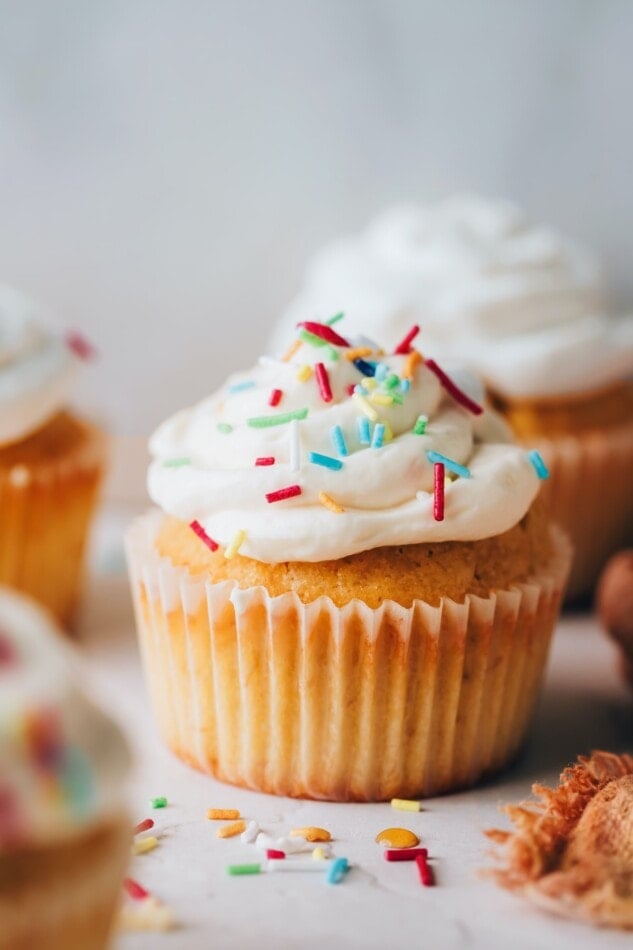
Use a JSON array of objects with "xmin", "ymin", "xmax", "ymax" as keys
[
  {"xmin": 299, "ymin": 328, "xmax": 327, "ymax": 347},
  {"xmin": 227, "ymin": 863, "xmax": 262, "ymax": 876},
  {"xmin": 326, "ymin": 312, "xmax": 344, "ymax": 325},
  {"xmin": 217, "ymin": 423, "xmax": 233, "ymax": 434},
  {"xmin": 390, "ymin": 391, "xmax": 404, "ymax": 405},
  {"xmin": 163, "ymin": 457, "xmax": 191, "ymax": 468},
  {"xmin": 151, "ymin": 796, "xmax": 168, "ymax": 809},
  {"xmin": 413, "ymin": 415, "xmax": 428, "ymax": 435},
  {"xmin": 384, "ymin": 374, "xmax": 400, "ymax": 390},
  {"xmin": 325, "ymin": 344, "xmax": 339, "ymax": 361},
  {"xmin": 247, "ymin": 407, "xmax": 308, "ymax": 428}
]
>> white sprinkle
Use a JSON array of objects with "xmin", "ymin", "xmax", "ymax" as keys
[
  {"xmin": 289, "ymin": 419, "xmax": 301, "ymax": 472},
  {"xmin": 255, "ymin": 832, "xmax": 277, "ymax": 851},
  {"xmin": 241, "ymin": 821, "xmax": 260, "ymax": 844},
  {"xmin": 268, "ymin": 858, "xmax": 334, "ymax": 872}
]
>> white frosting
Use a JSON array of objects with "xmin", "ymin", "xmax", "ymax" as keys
[
  {"xmin": 270, "ymin": 195, "xmax": 633, "ymax": 399},
  {"xmin": 0, "ymin": 587, "xmax": 129, "ymax": 850},
  {"xmin": 148, "ymin": 334, "xmax": 541, "ymax": 562},
  {"xmin": 0, "ymin": 285, "xmax": 78, "ymax": 446}
]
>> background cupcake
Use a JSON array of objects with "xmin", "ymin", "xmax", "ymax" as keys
[
  {"xmin": 127, "ymin": 320, "xmax": 571, "ymax": 801},
  {"xmin": 0, "ymin": 586, "xmax": 130, "ymax": 949},
  {"xmin": 0, "ymin": 286, "xmax": 107, "ymax": 629},
  {"xmin": 270, "ymin": 195, "xmax": 633, "ymax": 601}
]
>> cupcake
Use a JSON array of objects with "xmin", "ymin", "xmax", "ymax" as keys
[
  {"xmin": 0, "ymin": 586, "xmax": 130, "ymax": 949},
  {"xmin": 127, "ymin": 319, "xmax": 571, "ymax": 801},
  {"xmin": 271, "ymin": 195, "xmax": 633, "ymax": 601},
  {"xmin": 0, "ymin": 286, "xmax": 107, "ymax": 629}
]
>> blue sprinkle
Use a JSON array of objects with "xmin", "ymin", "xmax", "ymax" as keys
[
  {"xmin": 308, "ymin": 451, "xmax": 343, "ymax": 471},
  {"xmin": 426, "ymin": 450, "xmax": 471, "ymax": 479},
  {"xmin": 353, "ymin": 359, "xmax": 376, "ymax": 377},
  {"xmin": 354, "ymin": 383, "xmax": 367, "ymax": 395},
  {"xmin": 527, "ymin": 449, "xmax": 549, "ymax": 480},
  {"xmin": 327, "ymin": 857, "xmax": 349, "ymax": 885},
  {"xmin": 330, "ymin": 424, "xmax": 349, "ymax": 457},
  {"xmin": 399, "ymin": 378, "xmax": 411, "ymax": 394},
  {"xmin": 371, "ymin": 423, "xmax": 386, "ymax": 449},
  {"xmin": 356, "ymin": 417, "xmax": 371, "ymax": 445},
  {"xmin": 374, "ymin": 362, "xmax": 389, "ymax": 382},
  {"xmin": 228, "ymin": 380, "xmax": 256, "ymax": 394}
]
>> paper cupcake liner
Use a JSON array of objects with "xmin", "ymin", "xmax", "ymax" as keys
[
  {"xmin": 528, "ymin": 417, "xmax": 633, "ymax": 602},
  {"xmin": 126, "ymin": 511, "xmax": 571, "ymax": 801},
  {"xmin": 0, "ymin": 815, "xmax": 129, "ymax": 950},
  {"xmin": 0, "ymin": 420, "xmax": 106, "ymax": 630}
]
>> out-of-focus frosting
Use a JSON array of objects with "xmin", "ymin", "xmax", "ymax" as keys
[
  {"xmin": 148, "ymin": 325, "xmax": 541, "ymax": 562},
  {"xmin": 0, "ymin": 285, "xmax": 78, "ymax": 446},
  {"xmin": 0, "ymin": 587, "xmax": 129, "ymax": 851},
  {"xmin": 270, "ymin": 195, "xmax": 633, "ymax": 400}
]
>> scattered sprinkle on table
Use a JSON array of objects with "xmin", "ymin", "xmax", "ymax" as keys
[
  {"xmin": 133, "ymin": 835, "xmax": 158, "ymax": 856},
  {"xmin": 269, "ymin": 858, "xmax": 333, "ymax": 873},
  {"xmin": 266, "ymin": 849, "xmax": 286, "ymax": 860},
  {"xmin": 326, "ymin": 857, "xmax": 349, "ymax": 884},
  {"xmin": 391, "ymin": 798, "xmax": 421, "ymax": 812},
  {"xmin": 227, "ymin": 863, "xmax": 262, "ymax": 876},
  {"xmin": 150, "ymin": 796, "xmax": 168, "ymax": 809},
  {"xmin": 216, "ymin": 820, "xmax": 246, "ymax": 839},
  {"xmin": 124, "ymin": 877, "xmax": 150, "ymax": 901},
  {"xmin": 375, "ymin": 827, "xmax": 420, "ymax": 849},
  {"xmin": 383, "ymin": 847, "xmax": 428, "ymax": 862},
  {"xmin": 416, "ymin": 852, "xmax": 434, "ymax": 886},
  {"xmin": 206, "ymin": 808, "xmax": 240, "ymax": 820},
  {"xmin": 290, "ymin": 826, "xmax": 332, "ymax": 842}
]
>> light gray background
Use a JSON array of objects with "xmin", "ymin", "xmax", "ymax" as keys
[{"xmin": 1, "ymin": 0, "xmax": 631, "ymax": 435}]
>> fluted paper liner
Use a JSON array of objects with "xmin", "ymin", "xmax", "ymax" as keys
[
  {"xmin": 530, "ymin": 417, "xmax": 633, "ymax": 602},
  {"xmin": 127, "ymin": 511, "xmax": 571, "ymax": 801},
  {"xmin": 0, "ymin": 422, "xmax": 106, "ymax": 630}
]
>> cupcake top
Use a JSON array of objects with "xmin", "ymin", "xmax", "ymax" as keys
[
  {"xmin": 148, "ymin": 320, "xmax": 545, "ymax": 563},
  {"xmin": 0, "ymin": 285, "xmax": 79, "ymax": 447},
  {"xmin": 270, "ymin": 195, "xmax": 633, "ymax": 400},
  {"xmin": 0, "ymin": 587, "xmax": 129, "ymax": 851}
]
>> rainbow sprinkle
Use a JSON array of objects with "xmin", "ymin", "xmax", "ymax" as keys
[
  {"xmin": 289, "ymin": 419, "xmax": 301, "ymax": 472},
  {"xmin": 255, "ymin": 456, "xmax": 275, "ymax": 466},
  {"xmin": 327, "ymin": 857, "xmax": 349, "ymax": 885},
  {"xmin": 224, "ymin": 530, "xmax": 246, "ymax": 560},
  {"xmin": 426, "ymin": 450, "xmax": 471, "ymax": 479},
  {"xmin": 357, "ymin": 417, "xmax": 371, "ymax": 444},
  {"xmin": 371, "ymin": 423, "xmax": 386, "ymax": 449},
  {"xmin": 394, "ymin": 324, "xmax": 420, "ymax": 355},
  {"xmin": 402, "ymin": 350, "xmax": 422, "ymax": 380},
  {"xmin": 296, "ymin": 364, "xmax": 312, "ymax": 382},
  {"xmin": 163, "ymin": 457, "xmax": 191, "ymax": 468},
  {"xmin": 353, "ymin": 392, "xmax": 378, "ymax": 422},
  {"xmin": 282, "ymin": 339, "xmax": 303, "ymax": 362},
  {"xmin": 413, "ymin": 415, "xmax": 428, "ymax": 435},
  {"xmin": 319, "ymin": 491, "xmax": 345, "ymax": 514},
  {"xmin": 425, "ymin": 359, "xmax": 483, "ymax": 415},
  {"xmin": 247, "ymin": 408, "xmax": 308, "ymax": 428},
  {"xmin": 326, "ymin": 312, "xmax": 344, "ymax": 325},
  {"xmin": 330, "ymin": 425, "xmax": 348, "ymax": 457},
  {"xmin": 217, "ymin": 423, "xmax": 233, "ymax": 434},
  {"xmin": 374, "ymin": 363, "xmax": 389, "ymax": 381},
  {"xmin": 353, "ymin": 358, "xmax": 376, "ymax": 377},
  {"xmin": 228, "ymin": 380, "xmax": 256, "ymax": 394},
  {"xmin": 297, "ymin": 320, "xmax": 350, "ymax": 348},
  {"xmin": 527, "ymin": 450, "xmax": 549, "ymax": 479},
  {"xmin": 369, "ymin": 391, "xmax": 394, "ymax": 407},
  {"xmin": 309, "ymin": 452, "xmax": 343, "ymax": 471},
  {"xmin": 400, "ymin": 378, "xmax": 411, "ymax": 394},
  {"xmin": 266, "ymin": 485, "xmax": 302, "ymax": 503},
  {"xmin": 190, "ymin": 521, "xmax": 219, "ymax": 552},
  {"xmin": 433, "ymin": 463, "xmax": 445, "ymax": 521},
  {"xmin": 268, "ymin": 388, "xmax": 283, "ymax": 407},
  {"xmin": 65, "ymin": 330, "xmax": 96, "ymax": 361},
  {"xmin": 315, "ymin": 362, "xmax": 333, "ymax": 403},
  {"xmin": 151, "ymin": 796, "xmax": 168, "ymax": 809},
  {"xmin": 344, "ymin": 347, "xmax": 373, "ymax": 361}
]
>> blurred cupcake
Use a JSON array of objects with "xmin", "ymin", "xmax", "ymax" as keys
[
  {"xmin": 270, "ymin": 195, "xmax": 633, "ymax": 600},
  {"xmin": 127, "ymin": 320, "xmax": 571, "ymax": 801},
  {"xmin": 0, "ymin": 586, "xmax": 130, "ymax": 949},
  {"xmin": 0, "ymin": 286, "xmax": 107, "ymax": 629}
]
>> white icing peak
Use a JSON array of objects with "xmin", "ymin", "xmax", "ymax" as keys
[
  {"xmin": 0, "ymin": 587, "xmax": 129, "ymax": 851},
  {"xmin": 0, "ymin": 285, "xmax": 78, "ymax": 446},
  {"xmin": 270, "ymin": 195, "xmax": 633, "ymax": 399},
  {"xmin": 148, "ymin": 324, "xmax": 541, "ymax": 562}
]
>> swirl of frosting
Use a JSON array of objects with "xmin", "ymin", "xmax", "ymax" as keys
[
  {"xmin": 270, "ymin": 195, "xmax": 633, "ymax": 400},
  {"xmin": 0, "ymin": 586, "xmax": 129, "ymax": 851},
  {"xmin": 0, "ymin": 285, "xmax": 78, "ymax": 446},
  {"xmin": 148, "ymin": 327, "xmax": 541, "ymax": 563}
]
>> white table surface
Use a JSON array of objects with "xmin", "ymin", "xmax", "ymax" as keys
[{"xmin": 78, "ymin": 506, "xmax": 632, "ymax": 950}]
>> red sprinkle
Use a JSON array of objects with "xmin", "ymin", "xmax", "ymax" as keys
[
  {"xmin": 345, "ymin": 383, "xmax": 356, "ymax": 397},
  {"xmin": 315, "ymin": 362, "xmax": 333, "ymax": 403},
  {"xmin": 266, "ymin": 849, "xmax": 286, "ymax": 860},
  {"xmin": 384, "ymin": 847, "xmax": 429, "ymax": 863},
  {"xmin": 190, "ymin": 520, "xmax": 219, "ymax": 551},
  {"xmin": 268, "ymin": 388, "xmax": 283, "ymax": 407},
  {"xmin": 255, "ymin": 456, "xmax": 275, "ymax": 466},
  {"xmin": 134, "ymin": 818, "xmax": 154, "ymax": 835},
  {"xmin": 415, "ymin": 852, "xmax": 434, "ymax": 886},
  {"xmin": 65, "ymin": 330, "xmax": 97, "ymax": 361},
  {"xmin": 123, "ymin": 877, "xmax": 150, "ymax": 901},
  {"xmin": 425, "ymin": 359, "xmax": 483, "ymax": 416},
  {"xmin": 393, "ymin": 324, "xmax": 420, "ymax": 355},
  {"xmin": 434, "ymin": 462, "xmax": 445, "ymax": 522},
  {"xmin": 0, "ymin": 633, "xmax": 16, "ymax": 668},
  {"xmin": 266, "ymin": 485, "xmax": 302, "ymax": 504},
  {"xmin": 297, "ymin": 321, "xmax": 350, "ymax": 348}
]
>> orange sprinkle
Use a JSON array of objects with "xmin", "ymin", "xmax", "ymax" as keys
[
  {"xmin": 290, "ymin": 826, "xmax": 332, "ymax": 842},
  {"xmin": 402, "ymin": 349, "xmax": 423, "ymax": 380},
  {"xmin": 207, "ymin": 809, "xmax": 241, "ymax": 821},
  {"xmin": 344, "ymin": 347, "xmax": 374, "ymax": 361},
  {"xmin": 318, "ymin": 491, "xmax": 345, "ymax": 514},
  {"xmin": 216, "ymin": 820, "xmax": 246, "ymax": 839},
  {"xmin": 282, "ymin": 339, "xmax": 302, "ymax": 362}
]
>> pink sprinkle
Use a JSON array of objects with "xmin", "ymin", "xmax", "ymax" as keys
[
  {"xmin": 265, "ymin": 485, "xmax": 302, "ymax": 504},
  {"xmin": 415, "ymin": 852, "xmax": 434, "ymax": 886},
  {"xmin": 268, "ymin": 388, "xmax": 283, "ymax": 407},
  {"xmin": 345, "ymin": 383, "xmax": 356, "ymax": 396},
  {"xmin": 266, "ymin": 849, "xmax": 286, "ymax": 860},
  {"xmin": 434, "ymin": 462, "xmax": 445, "ymax": 522},
  {"xmin": 255, "ymin": 456, "xmax": 275, "ymax": 466},
  {"xmin": 296, "ymin": 320, "xmax": 350, "ymax": 347},
  {"xmin": 134, "ymin": 818, "xmax": 154, "ymax": 835},
  {"xmin": 190, "ymin": 520, "xmax": 219, "ymax": 551},
  {"xmin": 315, "ymin": 362, "xmax": 333, "ymax": 403},
  {"xmin": 0, "ymin": 633, "xmax": 16, "ymax": 668},
  {"xmin": 65, "ymin": 330, "xmax": 97, "ymax": 361},
  {"xmin": 425, "ymin": 359, "xmax": 483, "ymax": 415},
  {"xmin": 123, "ymin": 878, "xmax": 150, "ymax": 901},
  {"xmin": 393, "ymin": 324, "xmax": 420, "ymax": 355}
]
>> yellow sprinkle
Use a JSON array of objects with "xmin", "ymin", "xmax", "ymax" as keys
[
  {"xmin": 133, "ymin": 835, "xmax": 159, "ymax": 855},
  {"xmin": 383, "ymin": 421, "xmax": 393, "ymax": 443},
  {"xmin": 206, "ymin": 808, "xmax": 241, "ymax": 820},
  {"xmin": 375, "ymin": 827, "xmax": 420, "ymax": 849},
  {"xmin": 296, "ymin": 364, "xmax": 313, "ymax": 382},
  {"xmin": 318, "ymin": 491, "xmax": 345, "ymax": 514},
  {"xmin": 282, "ymin": 339, "xmax": 303, "ymax": 362},
  {"xmin": 391, "ymin": 798, "xmax": 421, "ymax": 813},
  {"xmin": 344, "ymin": 347, "xmax": 373, "ymax": 361},
  {"xmin": 312, "ymin": 846, "xmax": 328, "ymax": 860},
  {"xmin": 363, "ymin": 377, "xmax": 377, "ymax": 390},
  {"xmin": 216, "ymin": 820, "xmax": 247, "ymax": 839},
  {"xmin": 353, "ymin": 392, "xmax": 378, "ymax": 422},
  {"xmin": 290, "ymin": 826, "xmax": 332, "ymax": 842},
  {"xmin": 402, "ymin": 349, "xmax": 423, "ymax": 380},
  {"xmin": 369, "ymin": 390, "xmax": 394, "ymax": 406},
  {"xmin": 224, "ymin": 529, "xmax": 246, "ymax": 560}
]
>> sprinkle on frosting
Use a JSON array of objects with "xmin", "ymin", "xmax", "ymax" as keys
[
  {"xmin": 426, "ymin": 450, "xmax": 471, "ymax": 479},
  {"xmin": 65, "ymin": 330, "xmax": 97, "ymax": 361},
  {"xmin": 247, "ymin": 408, "xmax": 309, "ymax": 428},
  {"xmin": 224, "ymin": 529, "xmax": 246, "ymax": 560},
  {"xmin": 190, "ymin": 520, "xmax": 219, "ymax": 552},
  {"xmin": 268, "ymin": 388, "xmax": 283, "ymax": 407},
  {"xmin": 425, "ymin": 359, "xmax": 483, "ymax": 415},
  {"xmin": 266, "ymin": 485, "xmax": 302, "ymax": 504},
  {"xmin": 352, "ymin": 392, "xmax": 378, "ymax": 422},
  {"xmin": 296, "ymin": 364, "xmax": 312, "ymax": 382},
  {"xmin": 413, "ymin": 415, "xmax": 428, "ymax": 435},
  {"xmin": 296, "ymin": 320, "xmax": 350, "ymax": 348},
  {"xmin": 315, "ymin": 362, "xmax": 333, "ymax": 403},
  {"xmin": 393, "ymin": 324, "xmax": 420, "ymax": 355},
  {"xmin": 402, "ymin": 350, "xmax": 422, "ymax": 381},
  {"xmin": 255, "ymin": 456, "xmax": 275, "ymax": 466},
  {"xmin": 308, "ymin": 452, "xmax": 343, "ymax": 471},
  {"xmin": 318, "ymin": 491, "xmax": 345, "ymax": 514},
  {"xmin": 356, "ymin": 417, "xmax": 371, "ymax": 444},
  {"xmin": 330, "ymin": 425, "xmax": 348, "ymax": 457},
  {"xmin": 282, "ymin": 339, "xmax": 302, "ymax": 362},
  {"xmin": 163, "ymin": 457, "xmax": 191, "ymax": 468},
  {"xmin": 228, "ymin": 380, "xmax": 256, "ymax": 394},
  {"xmin": 527, "ymin": 449, "xmax": 549, "ymax": 480},
  {"xmin": 289, "ymin": 419, "xmax": 301, "ymax": 472},
  {"xmin": 217, "ymin": 423, "xmax": 233, "ymax": 434},
  {"xmin": 433, "ymin": 463, "xmax": 445, "ymax": 521},
  {"xmin": 371, "ymin": 423, "xmax": 386, "ymax": 449}
]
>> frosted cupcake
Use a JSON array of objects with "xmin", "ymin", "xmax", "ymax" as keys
[
  {"xmin": 0, "ymin": 286, "xmax": 107, "ymax": 628},
  {"xmin": 271, "ymin": 196, "xmax": 633, "ymax": 600},
  {"xmin": 0, "ymin": 586, "xmax": 130, "ymax": 949},
  {"xmin": 127, "ymin": 319, "xmax": 571, "ymax": 801}
]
